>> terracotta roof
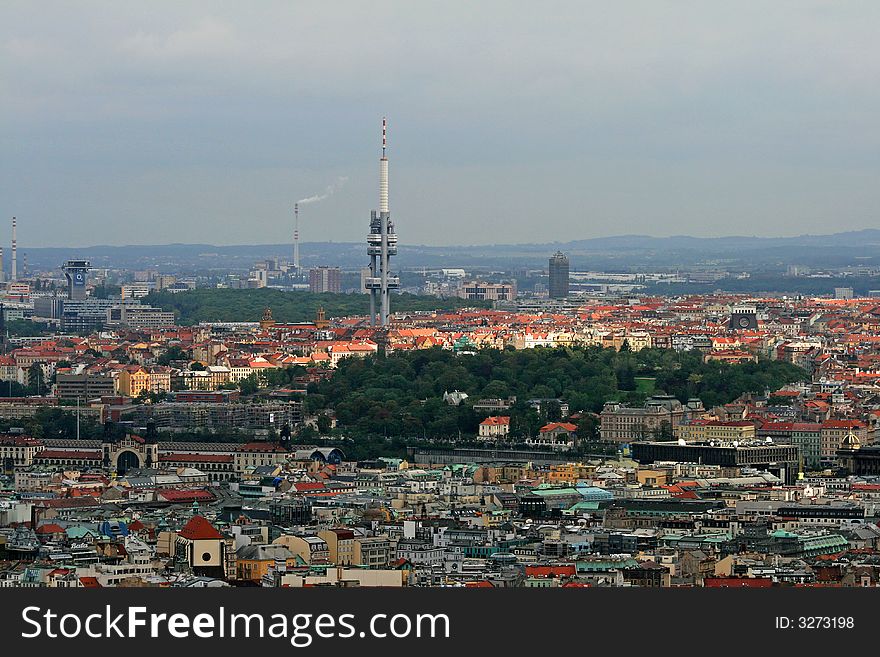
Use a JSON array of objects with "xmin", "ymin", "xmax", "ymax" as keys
[
  {"xmin": 177, "ymin": 515, "xmax": 223, "ymax": 540},
  {"xmin": 480, "ymin": 416, "xmax": 510, "ymax": 426},
  {"xmin": 539, "ymin": 422, "xmax": 577, "ymax": 433},
  {"xmin": 159, "ymin": 489, "xmax": 216, "ymax": 503}
]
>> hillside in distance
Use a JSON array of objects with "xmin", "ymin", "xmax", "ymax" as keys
[{"xmin": 19, "ymin": 228, "xmax": 880, "ymax": 272}]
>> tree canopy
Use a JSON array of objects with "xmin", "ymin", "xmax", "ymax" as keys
[
  {"xmin": 146, "ymin": 288, "xmax": 490, "ymax": 325},
  {"xmin": 307, "ymin": 346, "xmax": 807, "ymax": 440}
]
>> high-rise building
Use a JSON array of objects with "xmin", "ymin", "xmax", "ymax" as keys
[
  {"xmin": 62, "ymin": 260, "xmax": 91, "ymax": 300},
  {"xmin": 309, "ymin": 266, "xmax": 341, "ymax": 294},
  {"xmin": 548, "ymin": 251, "xmax": 570, "ymax": 299}
]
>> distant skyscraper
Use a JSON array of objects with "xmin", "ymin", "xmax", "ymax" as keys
[
  {"xmin": 63, "ymin": 260, "xmax": 91, "ymax": 300},
  {"xmin": 548, "ymin": 251, "xmax": 570, "ymax": 299},
  {"xmin": 11, "ymin": 217, "xmax": 17, "ymax": 282},
  {"xmin": 309, "ymin": 266, "xmax": 341, "ymax": 294}
]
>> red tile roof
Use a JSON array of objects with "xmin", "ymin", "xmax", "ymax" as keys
[
  {"xmin": 159, "ymin": 489, "xmax": 216, "ymax": 503},
  {"xmin": 177, "ymin": 515, "xmax": 223, "ymax": 540},
  {"xmin": 539, "ymin": 422, "xmax": 577, "ymax": 433}
]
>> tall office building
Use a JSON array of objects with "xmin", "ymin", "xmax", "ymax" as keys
[
  {"xmin": 548, "ymin": 251, "xmax": 570, "ymax": 299},
  {"xmin": 309, "ymin": 266, "xmax": 342, "ymax": 294},
  {"xmin": 63, "ymin": 260, "xmax": 91, "ymax": 300}
]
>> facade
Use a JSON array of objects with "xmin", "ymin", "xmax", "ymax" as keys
[
  {"xmin": 0, "ymin": 435, "xmax": 42, "ymax": 470},
  {"xmin": 318, "ymin": 528, "xmax": 356, "ymax": 566},
  {"xmin": 527, "ymin": 422, "xmax": 577, "ymax": 451},
  {"xmin": 62, "ymin": 260, "xmax": 90, "ymax": 301},
  {"xmin": 758, "ymin": 422, "xmax": 823, "ymax": 469},
  {"xmin": 55, "ymin": 372, "xmax": 117, "ymax": 401},
  {"xmin": 601, "ymin": 395, "xmax": 705, "ymax": 443},
  {"xmin": 631, "ymin": 440, "xmax": 800, "ymax": 483},
  {"xmin": 353, "ymin": 536, "xmax": 392, "ymax": 569},
  {"xmin": 106, "ymin": 305, "xmax": 175, "ymax": 328},
  {"xmin": 235, "ymin": 544, "xmax": 297, "ymax": 581},
  {"xmin": 117, "ymin": 365, "xmax": 172, "ymax": 397},
  {"xmin": 275, "ymin": 535, "xmax": 330, "ymax": 564},
  {"xmin": 174, "ymin": 515, "xmax": 228, "ymax": 579},
  {"xmin": 458, "ymin": 281, "xmax": 517, "ymax": 302},
  {"xmin": 820, "ymin": 420, "xmax": 867, "ymax": 462},
  {"xmin": 674, "ymin": 420, "xmax": 756, "ymax": 443},
  {"xmin": 478, "ymin": 416, "xmax": 511, "ymax": 439},
  {"xmin": 309, "ymin": 266, "xmax": 342, "ymax": 294}
]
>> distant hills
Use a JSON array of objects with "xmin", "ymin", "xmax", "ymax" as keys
[{"xmin": 16, "ymin": 229, "xmax": 880, "ymax": 272}]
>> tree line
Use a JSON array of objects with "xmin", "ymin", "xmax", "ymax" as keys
[{"xmin": 145, "ymin": 288, "xmax": 491, "ymax": 325}]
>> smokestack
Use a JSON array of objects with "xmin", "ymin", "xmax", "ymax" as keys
[
  {"xmin": 11, "ymin": 217, "xmax": 17, "ymax": 282},
  {"xmin": 293, "ymin": 203, "xmax": 300, "ymax": 273}
]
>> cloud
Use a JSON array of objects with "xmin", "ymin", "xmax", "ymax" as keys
[
  {"xmin": 1, "ymin": 1, "xmax": 879, "ymax": 246},
  {"xmin": 121, "ymin": 18, "xmax": 242, "ymax": 61}
]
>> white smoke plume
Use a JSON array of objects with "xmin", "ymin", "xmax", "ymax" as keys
[{"xmin": 297, "ymin": 176, "xmax": 348, "ymax": 205}]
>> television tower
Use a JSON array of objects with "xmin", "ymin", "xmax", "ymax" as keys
[
  {"xmin": 365, "ymin": 118, "xmax": 399, "ymax": 326},
  {"xmin": 293, "ymin": 202, "xmax": 300, "ymax": 275}
]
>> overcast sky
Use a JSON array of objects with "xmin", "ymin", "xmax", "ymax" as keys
[{"xmin": 2, "ymin": 1, "xmax": 879, "ymax": 247}]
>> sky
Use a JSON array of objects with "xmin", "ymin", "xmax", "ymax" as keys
[{"xmin": 2, "ymin": 1, "xmax": 879, "ymax": 248}]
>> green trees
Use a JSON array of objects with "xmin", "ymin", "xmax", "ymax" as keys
[
  {"xmin": 0, "ymin": 408, "xmax": 103, "ymax": 440},
  {"xmin": 26, "ymin": 363, "xmax": 46, "ymax": 395},
  {"xmin": 238, "ymin": 375, "xmax": 260, "ymax": 396},
  {"xmin": 157, "ymin": 345, "xmax": 191, "ymax": 365},
  {"xmin": 145, "ymin": 288, "xmax": 491, "ymax": 325},
  {"xmin": 307, "ymin": 346, "xmax": 808, "ymax": 440}
]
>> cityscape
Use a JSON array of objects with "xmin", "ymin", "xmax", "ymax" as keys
[
  {"xmin": 3, "ymin": 3, "xmax": 880, "ymax": 598},
  {"xmin": 1, "ymin": 128, "xmax": 880, "ymax": 587}
]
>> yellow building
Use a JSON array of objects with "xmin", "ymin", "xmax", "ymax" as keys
[
  {"xmin": 636, "ymin": 468, "xmax": 668, "ymax": 486},
  {"xmin": 675, "ymin": 420, "xmax": 756, "ymax": 443},
  {"xmin": 318, "ymin": 528, "xmax": 357, "ymax": 565},
  {"xmin": 545, "ymin": 463, "xmax": 596, "ymax": 485},
  {"xmin": 117, "ymin": 365, "xmax": 171, "ymax": 398},
  {"xmin": 273, "ymin": 534, "xmax": 330, "ymax": 564},
  {"xmin": 118, "ymin": 366, "xmax": 150, "ymax": 397},
  {"xmin": 236, "ymin": 544, "xmax": 298, "ymax": 581}
]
